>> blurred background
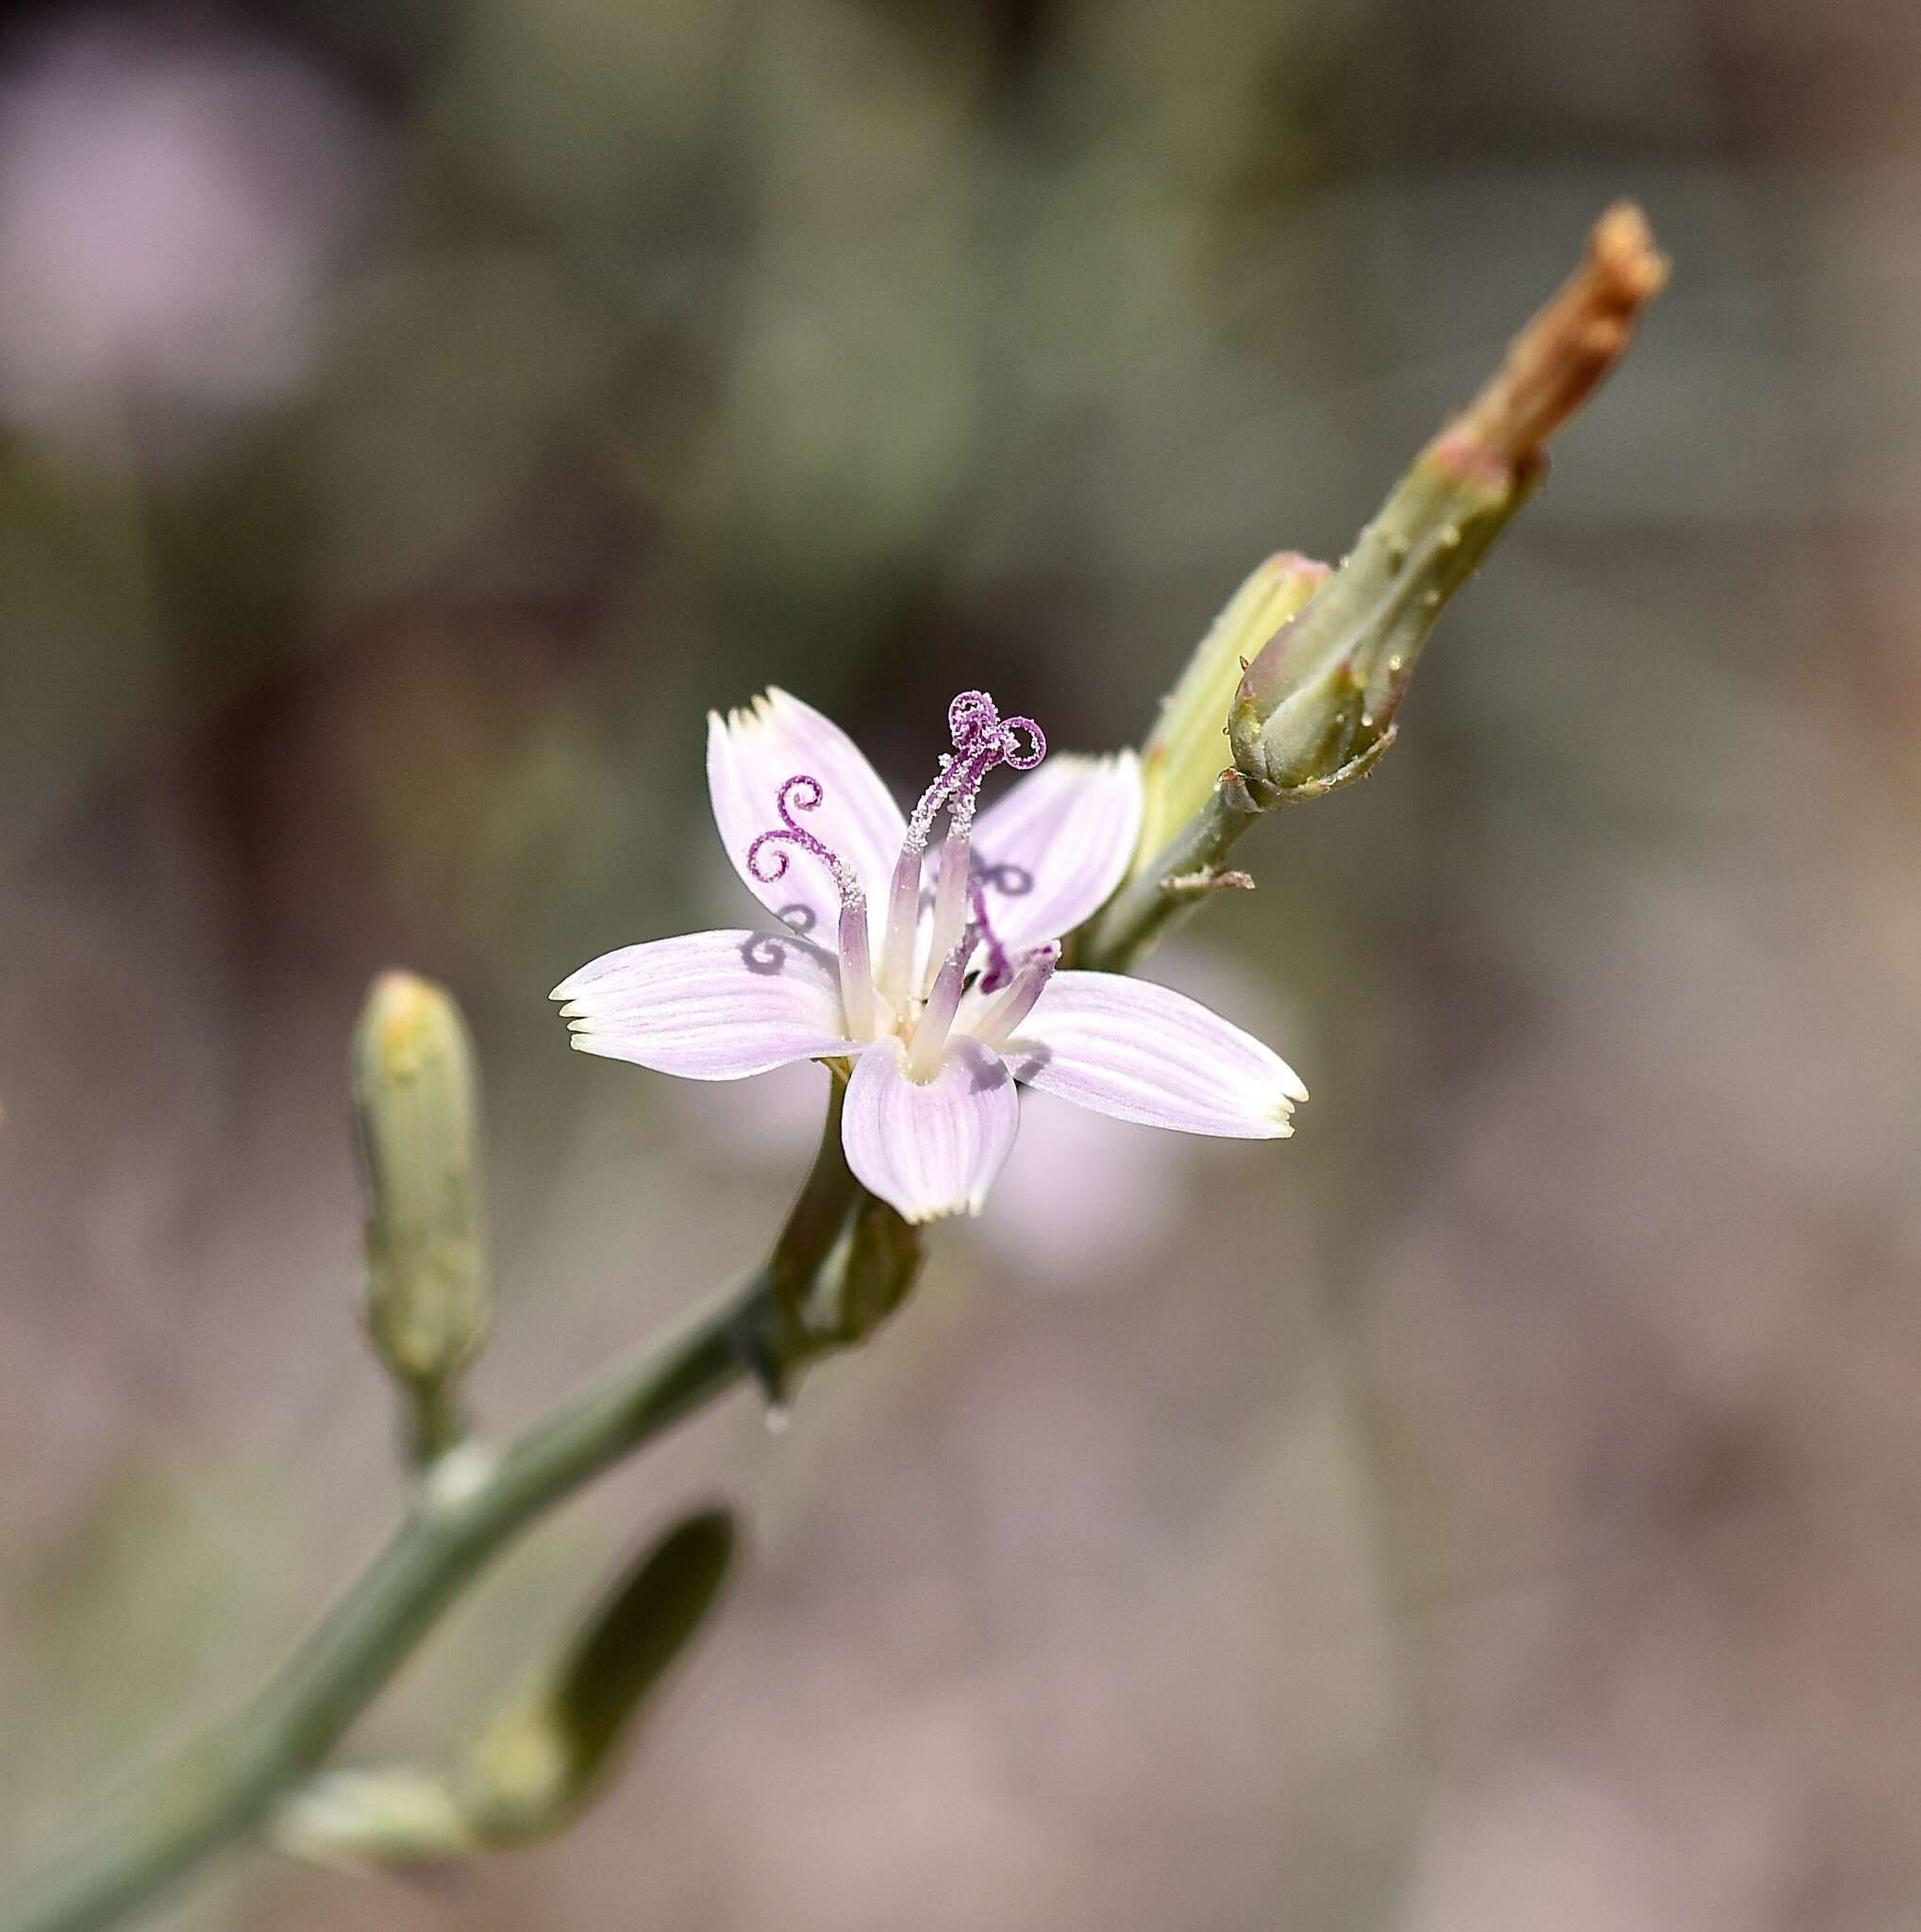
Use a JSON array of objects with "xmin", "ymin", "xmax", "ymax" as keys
[{"xmin": 1, "ymin": 1, "xmax": 1916, "ymax": 1927}]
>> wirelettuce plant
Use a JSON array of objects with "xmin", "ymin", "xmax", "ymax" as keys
[{"xmin": 0, "ymin": 206, "xmax": 1666, "ymax": 1932}]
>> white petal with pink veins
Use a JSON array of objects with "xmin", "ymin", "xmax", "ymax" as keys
[
  {"xmin": 970, "ymin": 751, "xmax": 1142, "ymax": 951},
  {"xmin": 1005, "ymin": 970, "xmax": 1305, "ymax": 1137},
  {"xmin": 841, "ymin": 1035, "xmax": 1020, "ymax": 1224},
  {"xmin": 707, "ymin": 689, "xmax": 907, "ymax": 944},
  {"xmin": 553, "ymin": 929, "xmax": 856, "ymax": 1079}
]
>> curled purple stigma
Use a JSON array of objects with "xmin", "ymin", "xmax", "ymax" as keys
[
  {"xmin": 746, "ymin": 773, "xmax": 860, "ymax": 905},
  {"xmin": 949, "ymin": 690, "xmax": 1044, "ymax": 776},
  {"xmin": 879, "ymin": 688, "xmax": 1049, "ymax": 1007},
  {"xmin": 909, "ymin": 691, "xmax": 1047, "ymax": 849}
]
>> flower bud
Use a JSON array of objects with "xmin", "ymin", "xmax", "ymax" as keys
[
  {"xmin": 352, "ymin": 972, "xmax": 490, "ymax": 1457},
  {"xmin": 1082, "ymin": 204, "xmax": 1665, "ymax": 974},
  {"xmin": 1228, "ymin": 448, "xmax": 1534, "ymax": 801},
  {"xmin": 1135, "ymin": 552, "xmax": 1328, "ymax": 865},
  {"xmin": 1229, "ymin": 203, "xmax": 1666, "ymax": 804}
]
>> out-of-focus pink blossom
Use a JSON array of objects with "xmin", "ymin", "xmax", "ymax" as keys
[{"xmin": 0, "ymin": 23, "xmax": 378, "ymax": 463}]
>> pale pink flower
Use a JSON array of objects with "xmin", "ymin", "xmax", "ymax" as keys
[{"xmin": 553, "ymin": 691, "xmax": 1305, "ymax": 1224}]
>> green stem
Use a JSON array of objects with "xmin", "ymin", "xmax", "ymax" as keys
[
  {"xmin": 767, "ymin": 1068, "xmax": 856, "ymax": 1313},
  {"xmin": 400, "ymin": 1377, "xmax": 471, "ymax": 1471},
  {"xmin": 1, "ymin": 1107, "xmax": 869, "ymax": 1932},
  {"xmin": 1078, "ymin": 776, "xmax": 1264, "ymax": 973}
]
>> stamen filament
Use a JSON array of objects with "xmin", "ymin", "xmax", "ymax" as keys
[
  {"xmin": 878, "ymin": 844, "xmax": 923, "ymax": 1008},
  {"xmin": 877, "ymin": 690, "xmax": 1048, "ymax": 1008},
  {"xmin": 921, "ymin": 810, "xmax": 977, "ymax": 996},
  {"xmin": 908, "ymin": 943, "xmax": 969, "ymax": 1081},
  {"xmin": 969, "ymin": 942, "xmax": 1060, "ymax": 1049},
  {"xmin": 837, "ymin": 896, "xmax": 876, "ymax": 1040}
]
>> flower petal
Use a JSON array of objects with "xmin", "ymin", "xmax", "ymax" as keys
[
  {"xmin": 708, "ymin": 689, "xmax": 907, "ymax": 943},
  {"xmin": 553, "ymin": 929, "xmax": 855, "ymax": 1079},
  {"xmin": 1004, "ymin": 970, "xmax": 1306, "ymax": 1137},
  {"xmin": 970, "ymin": 751, "xmax": 1143, "ymax": 950},
  {"xmin": 842, "ymin": 1035, "xmax": 1020, "ymax": 1224}
]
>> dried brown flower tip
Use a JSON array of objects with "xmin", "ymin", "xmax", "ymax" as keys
[{"xmin": 1444, "ymin": 201, "xmax": 1669, "ymax": 474}]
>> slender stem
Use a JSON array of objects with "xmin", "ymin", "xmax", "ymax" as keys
[
  {"xmin": 767, "ymin": 1070, "xmax": 854, "ymax": 1312},
  {"xmin": 1077, "ymin": 779, "xmax": 1263, "ymax": 974},
  {"xmin": 400, "ymin": 1378, "xmax": 470, "ymax": 1471},
  {"xmin": 0, "ymin": 1109, "xmax": 869, "ymax": 1932}
]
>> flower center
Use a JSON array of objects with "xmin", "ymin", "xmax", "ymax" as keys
[
  {"xmin": 746, "ymin": 691, "xmax": 1047, "ymax": 1072},
  {"xmin": 883, "ymin": 691, "xmax": 1044, "ymax": 1010}
]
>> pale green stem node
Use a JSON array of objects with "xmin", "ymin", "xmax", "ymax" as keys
[{"xmin": 270, "ymin": 1769, "xmax": 475, "ymax": 1869}]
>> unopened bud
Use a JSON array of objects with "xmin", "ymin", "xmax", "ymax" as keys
[
  {"xmin": 1135, "ymin": 552, "xmax": 1328, "ymax": 865},
  {"xmin": 1228, "ymin": 450, "xmax": 1533, "ymax": 800},
  {"xmin": 1083, "ymin": 206, "xmax": 1664, "ymax": 973},
  {"xmin": 352, "ymin": 972, "xmax": 490, "ymax": 1458},
  {"xmin": 1230, "ymin": 202, "xmax": 1666, "ymax": 804}
]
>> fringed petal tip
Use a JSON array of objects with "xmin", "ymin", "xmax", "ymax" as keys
[
  {"xmin": 549, "ymin": 929, "xmax": 854, "ymax": 1081},
  {"xmin": 567, "ymin": 1028, "xmax": 627, "ymax": 1058},
  {"xmin": 1011, "ymin": 970, "xmax": 1307, "ymax": 1140},
  {"xmin": 896, "ymin": 1194, "xmax": 989, "ymax": 1228},
  {"xmin": 710, "ymin": 685, "xmax": 801, "ymax": 733},
  {"xmin": 708, "ymin": 689, "xmax": 907, "ymax": 940}
]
